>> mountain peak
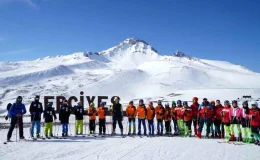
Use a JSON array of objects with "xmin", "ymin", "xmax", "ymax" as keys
[
  {"xmin": 123, "ymin": 38, "xmax": 149, "ymax": 46},
  {"xmin": 173, "ymin": 50, "xmax": 198, "ymax": 60}
]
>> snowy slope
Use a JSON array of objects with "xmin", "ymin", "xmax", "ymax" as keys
[{"xmin": 0, "ymin": 38, "xmax": 260, "ymax": 112}]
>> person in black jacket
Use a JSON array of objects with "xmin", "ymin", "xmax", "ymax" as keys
[
  {"xmin": 29, "ymin": 95, "xmax": 43, "ymax": 138},
  {"xmin": 59, "ymin": 100, "xmax": 71, "ymax": 137},
  {"xmin": 43, "ymin": 102, "xmax": 57, "ymax": 137},
  {"xmin": 110, "ymin": 97, "xmax": 124, "ymax": 135},
  {"xmin": 74, "ymin": 101, "xmax": 84, "ymax": 135},
  {"xmin": 5, "ymin": 103, "xmax": 12, "ymax": 121}
]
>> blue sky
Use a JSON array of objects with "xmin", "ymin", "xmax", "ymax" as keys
[{"xmin": 0, "ymin": 0, "xmax": 260, "ymax": 72}]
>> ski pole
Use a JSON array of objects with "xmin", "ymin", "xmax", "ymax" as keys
[{"xmin": 16, "ymin": 117, "xmax": 18, "ymax": 142}]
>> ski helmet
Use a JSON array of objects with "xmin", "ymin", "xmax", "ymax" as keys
[
  {"xmin": 129, "ymin": 101, "xmax": 133, "ymax": 104},
  {"xmin": 158, "ymin": 100, "xmax": 162, "ymax": 105},
  {"xmin": 78, "ymin": 101, "xmax": 83, "ymax": 106},
  {"xmin": 35, "ymin": 95, "xmax": 40, "ymax": 101},
  {"xmin": 149, "ymin": 101, "xmax": 153, "ymax": 106},
  {"xmin": 177, "ymin": 100, "xmax": 182, "ymax": 105},
  {"xmin": 139, "ymin": 99, "xmax": 144, "ymax": 105},
  {"xmin": 63, "ymin": 100, "xmax": 68, "ymax": 104},
  {"xmin": 224, "ymin": 100, "xmax": 230, "ymax": 105},
  {"xmin": 193, "ymin": 97, "xmax": 198, "ymax": 102},
  {"xmin": 100, "ymin": 102, "xmax": 105, "ymax": 106},
  {"xmin": 172, "ymin": 100, "xmax": 176, "ymax": 105},
  {"xmin": 242, "ymin": 101, "xmax": 248, "ymax": 106},
  {"xmin": 183, "ymin": 101, "xmax": 188, "ymax": 106},
  {"xmin": 165, "ymin": 103, "xmax": 170, "ymax": 107},
  {"xmin": 232, "ymin": 100, "xmax": 238, "ymax": 104},
  {"xmin": 47, "ymin": 102, "xmax": 53, "ymax": 107},
  {"xmin": 203, "ymin": 98, "xmax": 207, "ymax": 101},
  {"xmin": 252, "ymin": 101, "xmax": 258, "ymax": 107},
  {"xmin": 16, "ymin": 96, "xmax": 23, "ymax": 103},
  {"xmin": 216, "ymin": 100, "xmax": 220, "ymax": 104},
  {"xmin": 90, "ymin": 102, "xmax": 95, "ymax": 107}
]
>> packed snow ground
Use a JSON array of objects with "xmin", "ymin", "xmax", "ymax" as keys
[{"xmin": 0, "ymin": 118, "xmax": 260, "ymax": 160}]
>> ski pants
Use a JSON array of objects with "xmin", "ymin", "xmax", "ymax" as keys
[
  {"xmin": 128, "ymin": 118, "xmax": 136, "ymax": 133},
  {"xmin": 113, "ymin": 116, "xmax": 123, "ymax": 131},
  {"xmin": 223, "ymin": 122, "xmax": 231, "ymax": 138},
  {"xmin": 210, "ymin": 123, "xmax": 214, "ymax": 134},
  {"xmin": 198, "ymin": 118, "xmax": 212, "ymax": 133},
  {"xmin": 230, "ymin": 124, "xmax": 241, "ymax": 135},
  {"xmin": 213, "ymin": 120, "xmax": 221, "ymax": 135},
  {"xmin": 31, "ymin": 120, "xmax": 41, "ymax": 136},
  {"xmin": 252, "ymin": 126, "xmax": 260, "ymax": 140},
  {"xmin": 172, "ymin": 119, "xmax": 179, "ymax": 132},
  {"xmin": 157, "ymin": 119, "xmax": 163, "ymax": 134},
  {"xmin": 138, "ymin": 119, "xmax": 146, "ymax": 134},
  {"xmin": 89, "ymin": 120, "xmax": 96, "ymax": 133},
  {"xmin": 184, "ymin": 120, "xmax": 192, "ymax": 135},
  {"xmin": 192, "ymin": 118, "xmax": 198, "ymax": 134},
  {"xmin": 7, "ymin": 116, "xmax": 24, "ymax": 139},
  {"xmin": 99, "ymin": 119, "xmax": 106, "ymax": 134},
  {"xmin": 177, "ymin": 119, "xmax": 184, "ymax": 131},
  {"xmin": 44, "ymin": 122, "xmax": 53, "ymax": 135},
  {"xmin": 75, "ymin": 120, "xmax": 83, "ymax": 134},
  {"xmin": 148, "ymin": 120, "xmax": 154, "ymax": 135},
  {"xmin": 165, "ymin": 120, "xmax": 171, "ymax": 134},
  {"xmin": 241, "ymin": 119, "xmax": 250, "ymax": 139},
  {"xmin": 62, "ymin": 123, "xmax": 68, "ymax": 134}
]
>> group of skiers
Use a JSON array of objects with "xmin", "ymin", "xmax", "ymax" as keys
[{"xmin": 5, "ymin": 96, "xmax": 260, "ymax": 146}]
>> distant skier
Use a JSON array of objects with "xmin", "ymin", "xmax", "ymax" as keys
[
  {"xmin": 29, "ymin": 95, "xmax": 43, "ymax": 138},
  {"xmin": 171, "ymin": 101, "xmax": 179, "ymax": 135},
  {"xmin": 136, "ymin": 99, "xmax": 147, "ymax": 136},
  {"xmin": 97, "ymin": 102, "xmax": 106, "ymax": 135},
  {"xmin": 74, "ymin": 101, "xmax": 84, "ymax": 135},
  {"xmin": 176, "ymin": 100, "xmax": 184, "ymax": 135},
  {"xmin": 7, "ymin": 96, "xmax": 27, "ymax": 141},
  {"xmin": 214, "ymin": 100, "xmax": 224, "ymax": 138},
  {"xmin": 182, "ymin": 101, "xmax": 192, "ymax": 137},
  {"xmin": 146, "ymin": 102, "xmax": 155, "ymax": 136},
  {"xmin": 126, "ymin": 101, "xmax": 136, "ymax": 135},
  {"xmin": 221, "ymin": 100, "xmax": 232, "ymax": 139},
  {"xmin": 5, "ymin": 103, "xmax": 12, "ymax": 121},
  {"xmin": 164, "ymin": 103, "xmax": 172, "ymax": 135},
  {"xmin": 197, "ymin": 98, "xmax": 213, "ymax": 138},
  {"xmin": 43, "ymin": 102, "xmax": 57, "ymax": 137},
  {"xmin": 191, "ymin": 97, "xmax": 199, "ymax": 136},
  {"xmin": 249, "ymin": 102, "xmax": 260, "ymax": 144},
  {"xmin": 155, "ymin": 100, "xmax": 164, "ymax": 136},
  {"xmin": 229, "ymin": 100, "xmax": 243, "ymax": 141},
  {"xmin": 88, "ymin": 103, "xmax": 97, "ymax": 134},
  {"xmin": 110, "ymin": 97, "xmax": 124, "ymax": 135},
  {"xmin": 241, "ymin": 101, "xmax": 250, "ymax": 142},
  {"xmin": 59, "ymin": 100, "xmax": 71, "ymax": 137}
]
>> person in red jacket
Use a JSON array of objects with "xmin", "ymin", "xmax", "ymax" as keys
[
  {"xmin": 191, "ymin": 97, "xmax": 199, "ymax": 136},
  {"xmin": 183, "ymin": 101, "xmax": 192, "ymax": 137},
  {"xmin": 197, "ymin": 98, "xmax": 213, "ymax": 138},
  {"xmin": 249, "ymin": 102, "xmax": 260, "ymax": 144},
  {"xmin": 214, "ymin": 100, "xmax": 224, "ymax": 138},
  {"xmin": 221, "ymin": 100, "xmax": 231, "ymax": 139}
]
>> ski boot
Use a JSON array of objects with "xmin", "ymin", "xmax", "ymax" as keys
[
  {"xmin": 254, "ymin": 140, "xmax": 259, "ymax": 145},
  {"xmin": 210, "ymin": 133, "xmax": 215, "ymax": 138},
  {"xmin": 237, "ymin": 133, "xmax": 243, "ymax": 142},
  {"xmin": 206, "ymin": 132, "xmax": 210, "ymax": 139},
  {"xmin": 121, "ymin": 130, "xmax": 123, "ymax": 136},
  {"xmin": 36, "ymin": 134, "xmax": 40, "ymax": 138},
  {"xmin": 128, "ymin": 132, "xmax": 131, "ymax": 136},
  {"xmin": 99, "ymin": 132, "xmax": 102, "ymax": 136},
  {"xmin": 20, "ymin": 136, "xmax": 25, "ymax": 140},
  {"xmin": 62, "ymin": 133, "xmax": 65, "ymax": 137},
  {"xmin": 243, "ymin": 137, "xmax": 248, "ymax": 143},
  {"xmin": 229, "ymin": 135, "xmax": 236, "ymax": 141},
  {"xmin": 197, "ymin": 132, "xmax": 202, "ymax": 139},
  {"xmin": 50, "ymin": 133, "xmax": 54, "ymax": 137},
  {"xmin": 65, "ymin": 133, "xmax": 68, "ymax": 137}
]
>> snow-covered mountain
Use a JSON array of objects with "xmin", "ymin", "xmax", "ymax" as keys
[{"xmin": 0, "ymin": 38, "xmax": 260, "ymax": 112}]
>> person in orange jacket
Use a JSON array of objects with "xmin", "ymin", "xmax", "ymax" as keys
[
  {"xmin": 164, "ymin": 103, "xmax": 172, "ymax": 135},
  {"xmin": 214, "ymin": 100, "xmax": 224, "ymax": 138},
  {"xmin": 191, "ymin": 97, "xmax": 199, "ymax": 136},
  {"xmin": 97, "ymin": 102, "xmax": 106, "ymax": 136},
  {"xmin": 146, "ymin": 102, "xmax": 155, "ymax": 136},
  {"xmin": 126, "ymin": 101, "xmax": 136, "ymax": 135},
  {"xmin": 171, "ymin": 101, "xmax": 179, "ymax": 135},
  {"xmin": 155, "ymin": 100, "xmax": 164, "ymax": 135},
  {"xmin": 136, "ymin": 99, "xmax": 147, "ymax": 136},
  {"xmin": 249, "ymin": 102, "xmax": 260, "ymax": 144},
  {"xmin": 88, "ymin": 103, "xmax": 97, "ymax": 134},
  {"xmin": 221, "ymin": 100, "xmax": 232, "ymax": 139},
  {"xmin": 182, "ymin": 101, "xmax": 193, "ymax": 137}
]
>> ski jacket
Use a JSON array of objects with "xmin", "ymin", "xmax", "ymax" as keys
[
  {"xmin": 171, "ymin": 107, "xmax": 177, "ymax": 120},
  {"xmin": 97, "ymin": 106, "xmax": 106, "ymax": 119},
  {"xmin": 74, "ymin": 105, "xmax": 84, "ymax": 120},
  {"xmin": 191, "ymin": 103, "xmax": 199, "ymax": 119},
  {"xmin": 88, "ymin": 107, "xmax": 97, "ymax": 120},
  {"xmin": 214, "ymin": 104, "xmax": 223, "ymax": 121},
  {"xmin": 146, "ymin": 106, "xmax": 155, "ymax": 120},
  {"xmin": 229, "ymin": 107, "xmax": 243, "ymax": 122},
  {"xmin": 164, "ymin": 107, "xmax": 172, "ymax": 121},
  {"xmin": 155, "ymin": 105, "xmax": 164, "ymax": 119},
  {"xmin": 221, "ymin": 105, "xmax": 231, "ymax": 123},
  {"xmin": 111, "ymin": 103, "xmax": 123, "ymax": 118},
  {"xmin": 126, "ymin": 105, "xmax": 136, "ymax": 118},
  {"xmin": 198, "ymin": 103, "xmax": 213, "ymax": 119},
  {"xmin": 59, "ymin": 105, "xmax": 71, "ymax": 124},
  {"xmin": 8, "ymin": 102, "xmax": 27, "ymax": 117},
  {"xmin": 182, "ymin": 107, "xmax": 193, "ymax": 121},
  {"xmin": 249, "ymin": 109, "xmax": 260, "ymax": 127},
  {"xmin": 136, "ymin": 105, "xmax": 147, "ymax": 119},
  {"xmin": 29, "ymin": 101, "xmax": 43, "ymax": 121},
  {"xmin": 176, "ymin": 105, "xmax": 184, "ymax": 120},
  {"xmin": 43, "ymin": 106, "xmax": 57, "ymax": 123}
]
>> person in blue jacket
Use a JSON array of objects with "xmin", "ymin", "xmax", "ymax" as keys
[{"xmin": 7, "ymin": 96, "xmax": 27, "ymax": 141}]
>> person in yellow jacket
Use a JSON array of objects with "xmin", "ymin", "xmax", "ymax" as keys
[
  {"xmin": 126, "ymin": 101, "xmax": 136, "ymax": 135},
  {"xmin": 136, "ymin": 99, "xmax": 147, "ymax": 136},
  {"xmin": 88, "ymin": 103, "xmax": 96, "ymax": 134}
]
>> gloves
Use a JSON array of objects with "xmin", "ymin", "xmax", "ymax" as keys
[{"xmin": 5, "ymin": 116, "xmax": 8, "ymax": 121}]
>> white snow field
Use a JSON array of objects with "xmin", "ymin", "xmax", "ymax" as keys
[{"xmin": 0, "ymin": 38, "xmax": 260, "ymax": 160}]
